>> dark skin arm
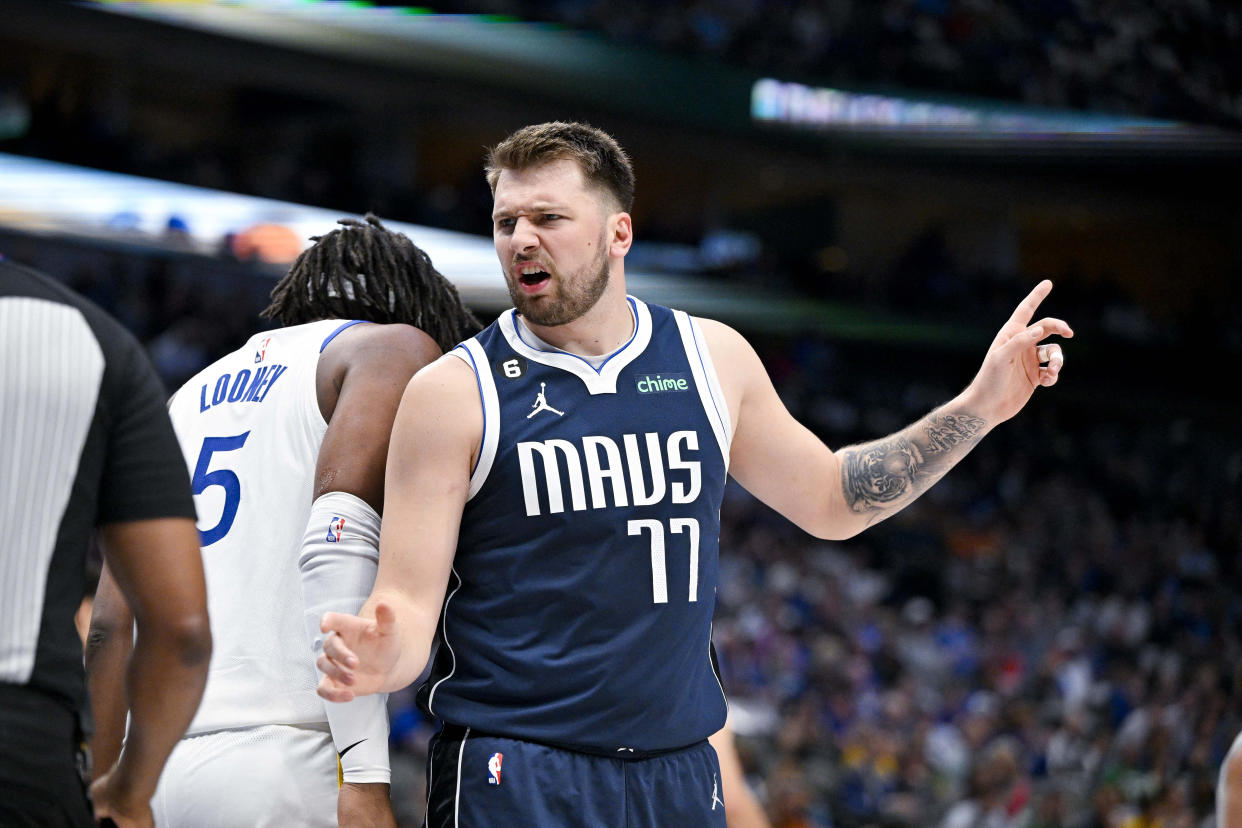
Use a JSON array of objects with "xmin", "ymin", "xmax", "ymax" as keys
[
  {"xmin": 314, "ymin": 322, "xmax": 443, "ymax": 828},
  {"xmin": 313, "ymin": 323, "xmax": 442, "ymax": 509},
  {"xmin": 85, "ymin": 561, "xmax": 134, "ymax": 782},
  {"xmin": 87, "ymin": 517, "xmax": 211, "ymax": 828}
]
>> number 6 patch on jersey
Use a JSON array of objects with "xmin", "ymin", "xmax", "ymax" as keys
[{"xmin": 493, "ymin": 355, "xmax": 527, "ymax": 379}]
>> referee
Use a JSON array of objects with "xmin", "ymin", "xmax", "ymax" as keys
[{"xmin": 0, "ymin": 256, "xmax": 211, "ymax": 827}]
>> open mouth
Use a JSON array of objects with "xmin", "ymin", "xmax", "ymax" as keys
[{"xmin": 517, "ymin": 266, "xmax": 551, "ymax": 292}]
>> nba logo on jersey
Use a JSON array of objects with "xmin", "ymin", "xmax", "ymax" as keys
[
  {"xmin": 254, "ymin": 337, "xmax": 273, "ymax": 363},
  {"xmin": 487, "ymin": 752, "xmax": 503, "ymax": 785},
  {"xmin": 326, "ymin": 517, "xmax": 345, "ymax": 543}
]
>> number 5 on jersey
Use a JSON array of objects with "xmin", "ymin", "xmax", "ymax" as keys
[{"xmin": 192, "ymin": 432, "xmax": 251, "ymax": 545}]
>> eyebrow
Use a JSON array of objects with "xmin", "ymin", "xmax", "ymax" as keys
[{"xmin": 492, "ymin": 202, "xmax": 571, "ymax": 220}]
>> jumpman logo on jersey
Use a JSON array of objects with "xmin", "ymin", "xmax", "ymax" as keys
[
  {"xmin": 526, "ymin": 382, "xmax": 564, "ymax": 419},
  {"xmin": 711, "ymin": 773, "xmax": 723, "ymax": 811}
]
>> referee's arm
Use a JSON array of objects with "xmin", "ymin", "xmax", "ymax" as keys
[
  {"xmin": 84, "ymin": 560, "xmax": 133, "ymax": 781},
  {"xmin": 84, "ymin": 320, "xmax": 211, "ymax": 825},
  {"xmin": 90, "ymin": 517, "xmax": 211, "ymax": 823}
]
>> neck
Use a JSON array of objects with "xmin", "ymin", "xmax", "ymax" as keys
[{"xmin": 521, "ymin": 273, "xmax": 633, "ymax": 357}]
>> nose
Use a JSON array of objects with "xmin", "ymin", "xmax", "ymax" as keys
[{"xmin": 509, "ymin": 217, "xmax": 539, "ymax": 255}]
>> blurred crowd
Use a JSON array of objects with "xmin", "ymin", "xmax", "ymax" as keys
[
  {"xmin": 439, "ymin": 0, "xmax": 1242, "ymax": 127},
  {"xmin": 3, "ymin": 224, "xmax": 1237, "ymax": 826},
  {"xmin": 703, "ymin": 336, "xmax": 1240, "ymax": 827}
]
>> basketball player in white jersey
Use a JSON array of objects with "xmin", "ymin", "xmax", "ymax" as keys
[{"xmin": 86, "ymin": 215, "xmax": 478, "ymax": 827}]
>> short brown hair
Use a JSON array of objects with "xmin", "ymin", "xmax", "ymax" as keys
[{"xmin": 485, "ymin": 121, "xmax": 635, "ymax": 212}]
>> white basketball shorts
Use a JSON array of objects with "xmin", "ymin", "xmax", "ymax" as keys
[{"xmin": 151, "ymin": 723, "xmax": 337, "ymax": 827}]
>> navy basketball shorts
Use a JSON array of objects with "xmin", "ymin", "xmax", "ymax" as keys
[{"xmin": 424, "ymin": 724, "xmax": 728, "ymax": 827}]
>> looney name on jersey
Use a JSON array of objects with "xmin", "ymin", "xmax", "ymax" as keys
[
  {"xmin": 517, "ymin": 430, "xmax": 702, "ymax": 517},
  {"xmin": 199, "ymin": 364, "xmax": 288, "ymax": 412}
]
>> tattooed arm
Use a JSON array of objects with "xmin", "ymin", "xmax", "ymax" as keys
[
  {"xmin": 839, "ymin": 409, "xmax": 987, "ymax": 526},
  {"xmin": 703, "ymin": 281, "xmax": 1071, "ymax": 540}
]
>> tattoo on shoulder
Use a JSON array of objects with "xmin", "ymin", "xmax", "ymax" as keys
[{"xmin": 842, "ymin": 412, "xmax": 986, "ymax": 516}]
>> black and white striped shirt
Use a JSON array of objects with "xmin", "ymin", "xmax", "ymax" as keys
[{"xmin": 0, "ymin": 257, "xmax": 195, "ymax": 717}]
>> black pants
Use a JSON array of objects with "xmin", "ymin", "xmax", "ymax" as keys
[{"xmin": 0, "ymin": 683, "xmax": 93, "ymax": 828}]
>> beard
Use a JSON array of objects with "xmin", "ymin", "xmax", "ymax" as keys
[{"xmin": 507, "ymin": 237, "xmax": 611, "ymax": 327}]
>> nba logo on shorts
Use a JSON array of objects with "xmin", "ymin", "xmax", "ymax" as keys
[
  {"xmin": 326, "ymin": 517, "xmax": 345, "ymax": 543},
  {"xmin": 487, "ymin": 752, "xmax": 503, "ymax": 785}
]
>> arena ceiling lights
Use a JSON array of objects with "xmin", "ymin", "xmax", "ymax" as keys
[{"xmin": 82, "ymin": 0, "xmax": 1242, "ymax": 162}]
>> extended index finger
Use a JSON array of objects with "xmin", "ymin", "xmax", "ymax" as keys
[{"xmin": 1005, "ymin": 280, "xmax": 1053, "ymax": 331}]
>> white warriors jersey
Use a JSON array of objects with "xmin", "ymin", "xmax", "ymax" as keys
[{"xmin": 167, "ymin": 319, "xmax": 363, "ymax": 734}]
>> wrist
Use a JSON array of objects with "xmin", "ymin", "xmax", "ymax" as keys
[
  {"xmin": 948, "ymin": 386, "xmax": 997, "ymax": 433},
  {"xmin": 101, "ymin": 759, "xmax": 156, "ymax": 809}
]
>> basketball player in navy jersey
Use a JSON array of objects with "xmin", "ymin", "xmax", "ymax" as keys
[
  {"xmin": 316, "ymin": 122, "xmax": 1072, "ymax": 826},
  {"xmin": 86, "ymin": 216, "xmax": 478, "ymax": 827}
]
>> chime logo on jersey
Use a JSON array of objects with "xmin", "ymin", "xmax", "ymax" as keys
[
  {"xmin": 635, "ymin": 373, "xmax": 690, "ymax": 394},
  {"xmin": 326, "ymin": 516, "xmax": 345, "ymax": 543},
  {"xmin": 254, "ymin": 337, "xmax": 273, "ymax": 363},
  {"xmin": 487, "ymin": 752, "xmax": 503, "ymax": 785}
]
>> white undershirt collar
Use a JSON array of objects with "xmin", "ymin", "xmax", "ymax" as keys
[{"xmin": 501, "ymin": 297, "xmax": 653, "ymax": 394}]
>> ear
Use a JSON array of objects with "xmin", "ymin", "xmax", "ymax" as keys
[{"xmin": 609, "ymin": 212, "xmax": 633, "ymax": 259}]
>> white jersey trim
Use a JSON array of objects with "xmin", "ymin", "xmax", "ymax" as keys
[
  {"xmin": 674, "ymin": 311, "xmax": 731, "ymax": 471},
  {"xmin": 424, "ymin": 567, "xmax": 463, "ymax": 717},
  {"xmin": 454, "ymin": 726, "xmax": 471, "ymax": 828},
  {"xmin": 709, "ymin": 616, "xmax": 728, "ymax": 718},
  {"xmin": 449, "ymin": 342, "xmax": 499, "ymax": 502},
  {"xmin": 497, "ymin": 297, "xmax": 653, "ymax": 395}
]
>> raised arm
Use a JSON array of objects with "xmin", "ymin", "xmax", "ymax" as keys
[
  {"xmin": 299, "ymin": 322, "xmax": 441, "ymax": 827},
  {"xmin": 715, "ymin": 280, "xmax": 1071, "ymax": 540},
  {"xmin": 89, "ymin": 517, "xmax": 211, "ymax": 827},
  {"xmin": 316, "ymin": 353, "xmax": 479, "ymax": 702}
]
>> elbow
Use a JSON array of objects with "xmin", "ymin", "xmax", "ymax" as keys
[
  {"xmin": 809, "ymin": 526, "xmax": 863, "ymax": 542},
  {"xmin": 83, "ymin": 621, "xmax": 122, "ymax": 671},
  {"xmin": 175, "ymin": 613, "xmax": 213, "ymax": 668},
  {"xmin": 146, "ymin": 611, "xmax": 213, "ymax": 668},
  {"xmin": 802, "ymin": 510, "xmax": 868, "ymax": 542}
]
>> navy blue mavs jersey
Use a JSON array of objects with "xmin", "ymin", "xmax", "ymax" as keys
[{"xmin": 419, "ymin": 297, "xmax": 730, "ymax": 755}]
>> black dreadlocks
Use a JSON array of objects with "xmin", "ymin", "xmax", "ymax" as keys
[{"xmin": 261, "ymin": 214, "xmax": 480, "ymax": 352}]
